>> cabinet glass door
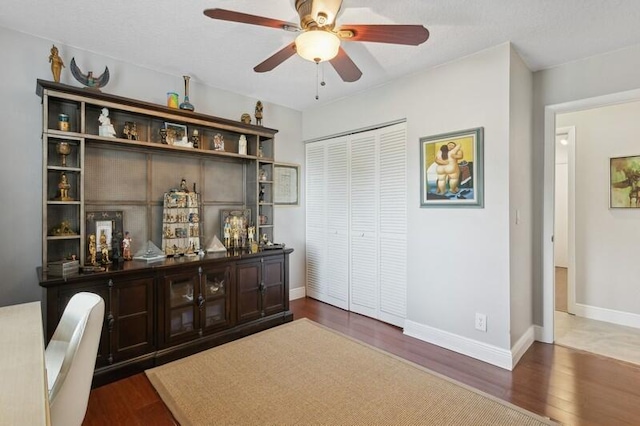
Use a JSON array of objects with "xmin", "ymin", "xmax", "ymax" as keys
[
  {"xmin": 168, "ymin": 276, "xmax": 196, "ymax": 337},
  {"xmin": 202, "ymin": 266, "xmax": 230, "ymax": 331}
]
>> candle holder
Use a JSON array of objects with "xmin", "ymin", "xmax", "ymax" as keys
[{"xmin": 179, "ymin": 75, "xmax": 195, "ymax": 111}]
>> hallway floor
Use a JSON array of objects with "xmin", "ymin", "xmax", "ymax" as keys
[
  {"xmin": 555, "ymin": 311, "xmax": 640, "ymax": 367},
  {"xmin": 555, "ymin": 267, "xmax": 640, "ymax": 366}
]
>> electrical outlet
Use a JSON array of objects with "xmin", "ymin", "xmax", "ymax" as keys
[{"xmin": 475, "ymin": 313, "xmax": 487, "ymax": 332}]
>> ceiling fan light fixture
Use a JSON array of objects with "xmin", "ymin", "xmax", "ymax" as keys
[{"xmin": 295, "ymin": 30, "xmax": 340, "ymax": 63}]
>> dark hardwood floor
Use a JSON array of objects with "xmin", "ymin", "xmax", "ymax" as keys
[{"xmin": 83, "ymin": 297, "xmax": 640, "ymax": 425}]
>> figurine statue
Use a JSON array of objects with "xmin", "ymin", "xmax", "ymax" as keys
[
  {"xmin": 57, "ymin": 172, "xmax": 72, "ymax": 201},
  {"xmin": 191, "ymin": 129, "xmax": 200, "ymax": 148},
  {"xmin": 111, "ymin": 231, "xmax": 122, "ymax": 261},
  {"xmin": 223, "ymin": 218, "xmax": 231, "ymax": 248},
  {"xmin": 238, "ymin": 135, "xmax": 247, "ymax": 155},
  {"xmin": 122, "ymin": 231, "xmax": 132, "ymax": 260},
  {"xmin": 88, "ymin": 234, "xmax": 98, "ymax": 265},
  {"xmin": 247, "ymin": 225, "xmax": 255, "ymax": 243},
  {"xmin": 50, "ymin": 220, "xmax": 76, "ymax": 236},
  {"xmin": 70, "ymin": 57, "xmax": 110, "ymax": 90},
  {"xmin": 159, "ymin": 128, "xmax": 168, "ymax": 144},
  {"xmin": 240, "ymin": 113, "xmax": 251, "ymax": 124},
  {"xmin": 98, "ymin": 108, "xmax": 116, "ymax": 138},
  {"xmin": 49, "ymin": 45, "xmax": 64, "ymax": 83},
  {"xmin": 255, "ymin": 101, "xmax": 263, "ymax": 126},
  {"xmin": 123, "ymin": 121, "xmax": 138, "ymax": 140},
  {"xmin": 180, "ymin": 178, "xmax": 189, "ymax": 193},
  {"xmin": 232, "ymin": 227, "xmax": 240, "ymax": 248},
  {"xmin": 99, "ymin": 230, "xmax": 111, "ymax": 264},
  {"xmin": 213, "ymin": 133, "xmax": 224, "ymax": 151}
]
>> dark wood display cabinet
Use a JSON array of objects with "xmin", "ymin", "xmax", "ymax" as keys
[
  {"xmin": 39, "ymin": 248, "xmax": 293, "ymax": 386},
  {"xmin": 36, "ymin": 80, "xmax": 293, "ymax": 386}
]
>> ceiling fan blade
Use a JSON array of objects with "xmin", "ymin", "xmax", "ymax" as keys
[
  {"xmin": 254, "ymin": 42, "xmax": 298, "ymax": 73},
  {"xmin": 329, "ymin": 47, "xmax": 362, "ymax": 82},
  {"xmin": 203, "ymin": 9, "xmax": 300, "ymax": 31},
  {"xmin": 337, "ymin": 24, "xmax": 429, "ymax": 45}
]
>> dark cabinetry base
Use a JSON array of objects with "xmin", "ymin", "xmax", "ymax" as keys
[{"xmin": 39, "ymin": 248, "xmax": 293, "ymax": 386}]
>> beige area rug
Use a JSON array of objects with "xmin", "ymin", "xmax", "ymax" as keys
[
  {"xmin": 146, "ymin": 319, "xmax": 556, "ymax": 425},
  {"xmin": 555, "ymin": 311, "xmax": 640, "ymax": 366}
]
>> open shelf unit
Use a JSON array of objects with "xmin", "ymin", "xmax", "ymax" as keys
[{"xmin": 38, "ymin": 79, "xmax": 278, "ymax": 267}]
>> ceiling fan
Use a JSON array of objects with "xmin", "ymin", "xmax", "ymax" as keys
[{"xmin": 203, "ymin": 0, "xmax": 429, "ymax": 82}]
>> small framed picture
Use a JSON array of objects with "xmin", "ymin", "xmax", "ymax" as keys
[
  {"xmin": 164, "ymin": 122, "xmax": 188, "ymax": 146},
  {"xmin": 274, "ymin": 163, "xmax": 300, "ymax": 205}
]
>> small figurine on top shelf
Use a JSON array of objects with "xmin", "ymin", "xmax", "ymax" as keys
[
  {"xmin": 49, "ymin": 45, "xmax": 64, "ymax": 83},
  {"xmin": 98, "ymin": 108, "xmax": 116, "ymax": 138},
  {"xmin": 123, "ymin": 121, "xmax": 138, "ymax": 140},
  {"xmin": 159, "ymin": 128, "xmax": 168, "ymax": 144},
  {"xmin": 191, "ymin": 129, "xmax": 200, "ymax": 148},
  {"xmin": 122, "ymin": 232, "xmax": 133, "ymax": 260},
  {"xmin": 238, "ymin": 135, "xmax": 247, "ymax": 155},
  {"xmin": 240, "ymin": 113, "xmax": 251, "ymax": 124},
  {"xmin": 70, "ymin": 57, "xmax": 110, "ymax": 91},
  {"xmin": 255, "ymin": 101, "xmax": 263, "ymax": 126},
  {"xmin": 212, "ymin": 133, "xmax": 225, "ymax": 151}
]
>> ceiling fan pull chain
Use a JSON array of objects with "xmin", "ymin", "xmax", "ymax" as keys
[{"xmin": 315, "ymin": 62, "xmax": 320, "ymax": 100}]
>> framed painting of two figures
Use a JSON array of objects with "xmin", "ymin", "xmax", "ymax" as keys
[{"xmin": 420, "ymin": 127, "xmax": 484, "ymax": 208}]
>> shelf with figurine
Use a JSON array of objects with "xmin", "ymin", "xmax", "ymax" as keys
[{"xmin": 37, "ymin": 79, "xmax": 277, "ymax": 162}]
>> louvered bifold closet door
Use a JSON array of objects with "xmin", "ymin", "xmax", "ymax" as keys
[
  {"xmin": 349, "ymin": 134, "xmax": 378, "ymax": 318},
  {"xmin": 305, "ymin": 143, "xmax": 328, "ymax": 301},
  {"xmin": 377, "ymin": 123, "xmax": 407, "ymax": 327},
  {"xmin": 325, "ymin": 139, "xmax": 349, "ymax": 309}
]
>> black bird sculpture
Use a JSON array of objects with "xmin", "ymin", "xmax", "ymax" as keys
[{"xmin": 70, "ymin": 57, "xmax": 110, "ymax": 90}]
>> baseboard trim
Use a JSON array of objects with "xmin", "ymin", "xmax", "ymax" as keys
[
  {"xmin": 510, "ymin": 326, "xmax": 535, "ymax": 368},
  {"xmin": 289, "ymin": 286, "xmax": 306, "ymax": 301},
  {"xmin": 574, "ymin": 303, "xmax": 640, "ymax": 329},
  {"xmin": 403, "ymin": 320, "xmax": 514, "ymax": 371}
]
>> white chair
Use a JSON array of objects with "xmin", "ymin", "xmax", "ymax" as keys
[{"xmin": 45, "ymin": 292, "xmax": 105, "ymax": 426}]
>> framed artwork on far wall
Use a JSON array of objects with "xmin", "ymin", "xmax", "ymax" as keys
[
  {"xmin": 610, "ymin": 155, "xmax": 640, "ymax": 208},
  {"xmin": 419, "ymin": 127, "xmax": 484, "ymax": 208}
]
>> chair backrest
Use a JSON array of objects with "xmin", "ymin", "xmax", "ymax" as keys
[{"xmin": 45, "ymin": 292, "xmax": 105, "ymax": 426}]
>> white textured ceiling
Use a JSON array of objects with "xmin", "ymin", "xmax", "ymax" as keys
[{"xmin": 2, "ymin": 0, "xmax": 640, "ymax": 111}]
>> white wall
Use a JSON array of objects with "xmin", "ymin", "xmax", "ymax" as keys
[
  {"xmin": 554, "ymin": 135, "xmax": 569, "ymax": 268},
  {"xmin": 557, "ymin": 102, "xmax": 640, "ymax": 314},
  {"xmin": 0, "ymin": 26, "xmax": 305, "ymax": 307},
  {"xmin": 508, "ymin": 46, "xmax": 534, "ymax": 345},
  {"xmin": 303, "ymin": 44, "xmax": 515, "ymax": 352},
  {"xmin": 532, "ymin": 43, "xmax": 640, "ymax": 326}
]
